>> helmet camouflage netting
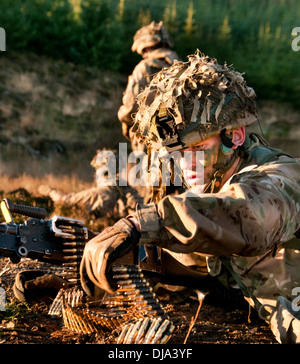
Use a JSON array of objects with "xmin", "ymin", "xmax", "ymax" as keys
[
  {"xmin": 132, "ymin": 51, "xmax": 257, "ymax": 152},
  {"xmin": 131, "ymin": 21, "xmax": 174, "ymax": 55}
]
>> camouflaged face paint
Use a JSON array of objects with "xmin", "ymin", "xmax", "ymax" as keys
[{"xmin": 180, "ymin": 136, "xmax": 221, "ymax": 187}]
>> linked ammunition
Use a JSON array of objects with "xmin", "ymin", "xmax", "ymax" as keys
[{"xmin": 48, "ymin": 264, "xmax": 174, "ymax": 344}]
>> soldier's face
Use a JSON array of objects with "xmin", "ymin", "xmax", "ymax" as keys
[{"xmin": 180, "ymin": 136, "xmax": 221, "ymax": 187}]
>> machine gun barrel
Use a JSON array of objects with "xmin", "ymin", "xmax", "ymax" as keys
[{"xmin": 0, "ymin": 223, "xmax": 17, "ymax": 235}]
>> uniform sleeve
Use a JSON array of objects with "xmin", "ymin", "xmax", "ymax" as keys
[
  {"xmin": 136, "ymin": 156, "xmax": 300, "ymax": 257},
  {"xmin": 118, "ymin": 62, "xmax": 149, "ymax": 127}
]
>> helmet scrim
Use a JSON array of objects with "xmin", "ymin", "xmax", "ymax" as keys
[
  {"xmin": 131, "ymin": 21, "xmax": 173, "ymax": 55},
  {"xmin": 132, "ymin": 51, "xmax": 257, "ymax": 152}
]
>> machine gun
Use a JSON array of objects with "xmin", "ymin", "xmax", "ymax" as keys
[{"xmin": 0, "ymin": 198, "xmax": 88, "ymax": 284}]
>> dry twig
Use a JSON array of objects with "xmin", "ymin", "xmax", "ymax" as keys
[
  {"xmin": 183, "ymin": 290, "xmax": 207, "ymax": 344},
  {"xmin": 0, "ymin": 261, "xmax": 10, "ymax": 278}
]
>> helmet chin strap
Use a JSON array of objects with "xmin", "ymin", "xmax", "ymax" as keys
[{"xmin": 204, "ymin": 149, "xmax": 240, "ymax": 193}]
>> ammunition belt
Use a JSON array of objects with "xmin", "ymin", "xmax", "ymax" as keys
[
  {"xmin": 48, "ymin": 264, "xmax": 174, "ymax": 344},
  {"xmin": 53, "ymin": 217, "xmax": 88, "ymax": 285}
]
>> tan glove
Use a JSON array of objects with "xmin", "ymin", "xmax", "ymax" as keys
[
  {"xmin": 80, "ymin": 218, "xmax": 141, "ymax": 296},
  {"xmin": 13, "ymin": 270, "xmax": 69, "ymax": 303}
]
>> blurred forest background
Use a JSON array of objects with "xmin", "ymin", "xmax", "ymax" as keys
[
  {"xmin": 0, "ymin": 0, "xmax": 299, "ymax": 190},
  {"xmin": 1, "ymin": 0, "xmax": 299, "ymax": 105}
]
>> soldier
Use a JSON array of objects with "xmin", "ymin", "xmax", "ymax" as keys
[
  {"xmin": 80, "ymin": 52, "xmax": 300, "ymax": 343},
  {"xmin": 118, "ymin": 21, "xmax": 180, "ymax": 152},
  {"xmin": 118, "ymin": 21, "xmax": 180, "ymax": 199},
  {"xmin": 39, "ymin": 149, "xmax": 143, "ymax": 220}
]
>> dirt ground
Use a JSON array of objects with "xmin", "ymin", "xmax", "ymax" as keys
[{"xmin": 0, "ymin": 257, "xmax": 277, "ymax": 345}]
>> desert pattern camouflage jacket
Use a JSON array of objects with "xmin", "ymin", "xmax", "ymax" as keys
[{"xmin": 136, "ymin": 145, "xmax": 300, "ymax": 308}]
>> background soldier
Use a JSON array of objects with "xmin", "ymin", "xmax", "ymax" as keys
[
  {"xmin": 80, "ymin": 52, "xmax": 300, "ymax": 343},
  {"xmin": 118, "ymin": 21, "xmax": 180, "ymax": 199},
  {"xmin": 39, "ymin": 149, "xmax": 143, "ymax": 220},
  {"xmin": 118, "ymin": 20, "xmax": 180, "ymax": 153}
]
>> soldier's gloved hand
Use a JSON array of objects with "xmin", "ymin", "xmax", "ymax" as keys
[
  {"xmin": 13, "ymin": 270, "xmax": 69, "ymax": 303},
  {"xmin": 80, "ymin": 218, "xmax": 141, "ymax": 296}
]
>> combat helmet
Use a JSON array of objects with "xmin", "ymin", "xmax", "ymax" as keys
[
  {"xmin": 131, "ymin": 21, "xmax": 174, "ymax": 55},
  {"xmin": 132, "ymin": 50, "xmax": 257, "ymax": 153}
]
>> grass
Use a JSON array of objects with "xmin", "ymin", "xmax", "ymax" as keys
[{"xmin": 0, "ymin": 173, "xmax": 92, "ymax": 195}]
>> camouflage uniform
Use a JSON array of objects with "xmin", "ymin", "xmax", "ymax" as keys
[
  {"xmin": 132, "ymin": 51, "xmax": 300, "ymax": 303},
  {"xmin": 46, "ymin": 185, "xmax": 142, "ymax": 219},
  {"xmin": 81, "ymin": 53, "xmax": 300, "ymax": 343},
  {"xmin": 136, "ymin": 152, "xmax": 300, "ymax": 304},
  {"xmin": 39, "ymin": 149, "xmax": 143, "ymax": 220},
  {"xmin": 118, "ymin": 21, "xmax": 180, "ymax": 151}
]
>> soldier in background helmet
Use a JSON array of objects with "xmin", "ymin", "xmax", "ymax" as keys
[
  {"xmin": 39, "ymin": 149, "xmax": 143, "ymax": 220},
  {"xmin": 118, "ymin": 21, "xmax": 180, "ymax": 152},
  {"xmin": 81, "ymin": 52, "xmax": 300, "ymax": 343}
]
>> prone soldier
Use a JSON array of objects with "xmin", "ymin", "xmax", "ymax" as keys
[
  {"xmin": 39, "ymin": 149, "xmax": 143, "ymax": 220},
  {"xmin": 80, "ymin": 51, "xmax": 300, "ymax": 343}
]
